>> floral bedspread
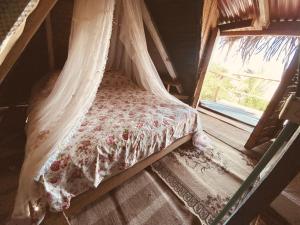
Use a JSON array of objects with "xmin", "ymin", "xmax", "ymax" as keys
[{"xmin": 37, "ymin": 71, "xmax": 203, "ymax": 213}]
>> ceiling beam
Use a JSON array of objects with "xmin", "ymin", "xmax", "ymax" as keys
[
  {"xmin": 220, "ymin": 21, "xmax": 300, "ymax": 37},
  {"xmin": 218, "ymin": 19, "xmax": 254, "ymax": 31},
  {"xmin": 0, "ymin": 0, "xmax": 58, "ymax": 85}
]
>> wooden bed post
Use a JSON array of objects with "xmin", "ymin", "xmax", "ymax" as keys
[{"xmin": 192, "ymin": 28, "xmax": 219, "ymax": 108}]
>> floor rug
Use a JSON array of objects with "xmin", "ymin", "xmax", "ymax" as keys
[{"xmin": 151, "ymin": 135, "xmax": 256, "ymax": 225}]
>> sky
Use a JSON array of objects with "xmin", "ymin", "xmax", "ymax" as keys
[
  {"xmin": 207, "ymin": 36, "xmax": 299, "ymax": 100},
  {"xmin": 209, "ymin": 36, "xmax": 296, "ymax": 82}
]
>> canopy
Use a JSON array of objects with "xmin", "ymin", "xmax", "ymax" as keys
[{"xmin": 11, "ymin": 0, "xmax": 207, "ymax": 222}]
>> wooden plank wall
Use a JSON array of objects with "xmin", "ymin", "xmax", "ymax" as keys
[{"xmin": 145, "ymin": 0, "xmax": 203, "ymax": 98}]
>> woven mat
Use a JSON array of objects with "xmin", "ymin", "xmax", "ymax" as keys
[
  {"xmin": 70, "ymin": 169, "xmax": 201, "ymax": 225},
  {"xmin": 151, "ymin": 137, "xmax": 256, "ymax": 225}
]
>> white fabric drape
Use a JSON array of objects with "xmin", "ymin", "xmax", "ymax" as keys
[
  {"xmin": 119, "ymin": 0, "xmax": 183, "ymax": 105},
  {"xmin": 116, "ymin": 1, "xmax": 209, "ymax": 150},
  {"xmin": 12, "ymin": 0, "xmax": 115, "ymax": 219},
  {"xmin": 12, "ymin": 0, "xmax": 209, "ymax": 222}
]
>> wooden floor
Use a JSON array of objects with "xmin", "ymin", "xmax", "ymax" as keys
[
  {"xmin": 199, "ymin": 108, "xmax": 289, "ymax": 225},
  {"xmin": 0, "ymin": 107, "xmax": 282, "ymax": 224}
]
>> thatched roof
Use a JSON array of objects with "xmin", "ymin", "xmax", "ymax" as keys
[{"xmin": 219, "ymin": 36, "xmax": 300, "ymax": 67}]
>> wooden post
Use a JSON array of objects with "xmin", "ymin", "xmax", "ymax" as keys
[
  {"xmin": 45, "ymin": 13, "xmax": 55, "ymax": 71},
  {"xmin": 218, "ymin": 19, "xmax": 254, "ymax": 31},
  {"xmin": 141, "ymin": 0, "xmax": 183, "ymax": 94},
  {"xmin": 192, "ymin": 28, "xmax": 219, "ymax": 108},
  {"xmin": 220, "ymin": 21, "xmax": 300, "ymax": 37},
  {"xmin": 257, "ymin": 0, "xmax": 270, "ymax": 29},
  {"xmin": 0, "ymin": 0, "xmax": 58, "ymax": 85}
]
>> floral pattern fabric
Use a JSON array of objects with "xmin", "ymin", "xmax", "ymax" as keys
[{"xmin": 36, "ymin": 71, "xmax": 203, "ymax": 212}]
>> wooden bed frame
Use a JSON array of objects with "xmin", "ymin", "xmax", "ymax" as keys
[{"xmin": 42, "ymin": 134, "xmax": 192, "ymax": 225}]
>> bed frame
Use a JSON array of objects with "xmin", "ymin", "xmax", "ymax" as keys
[{"xmin": 42, "ymin": 134, "xmax": 192, "ymax": 225}]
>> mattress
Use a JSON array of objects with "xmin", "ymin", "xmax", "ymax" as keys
[{"xmin": 34, "ymin": 71, "xmax": 202, "ymax": 212}]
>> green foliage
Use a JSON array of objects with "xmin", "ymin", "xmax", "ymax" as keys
[{"xmin": 200, "ymin": 64, "xmax": 270, "ymax": 112}]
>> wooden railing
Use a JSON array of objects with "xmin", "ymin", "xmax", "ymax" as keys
[{"xmin": 205, "ymin": 69, "xmax": 279, "ymax": 104}]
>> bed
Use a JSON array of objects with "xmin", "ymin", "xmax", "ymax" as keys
[{"xmin": 29, "ymin": 71, "xmax": 203, "ymax": 223}]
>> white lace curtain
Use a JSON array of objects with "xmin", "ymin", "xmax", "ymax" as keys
[
  {"xmin": 13, "ymin": 0, "xmax": 115, "ymax": 219},
  {"xmin": 13, "ymin": 0, "xmax": 195, "ymax": 220}
]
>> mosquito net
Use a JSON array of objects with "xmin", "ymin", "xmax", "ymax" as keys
[{"xmin": 12, "ymin": 0, "xmax": 209, "ymax": 221}]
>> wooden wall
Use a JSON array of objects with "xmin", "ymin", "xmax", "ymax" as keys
[
  {"xmin": 0, "ymin": 26, "xmax": 48, "ymax": 106},
  {"xmin": 145, "ymin": 0, "xmax": 203, "ymax": 97},
  {"xmin": 0, "ymin": 17, "xmax": 49, "ymax": 165},
  {"xmin": 51, "ymin": 0, "xmax": 73, "ymax": 69}
]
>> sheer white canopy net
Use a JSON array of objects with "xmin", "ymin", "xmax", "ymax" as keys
[{"xmin": 12, "ymin": 0, "xmax": 208, "ymax": 222}]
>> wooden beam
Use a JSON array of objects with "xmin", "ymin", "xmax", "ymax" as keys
[
  {"xmin": 45, "ymin": 13, "xmax": 55, "ymax": 71},
  {"xmin": 141, "ymin": 0, "xmax": 183, "ymax": 94},
  {"xmin": 225, "ymin": 127, "xmax": 300, "ymax": 225},
  {"xmin": 192, "ymin": 28, "xmax": 218, "ymax": 108},
  {"xmin": 218, "ymin": 19, "xmax": 254, "ymax": 31},
  {"xmin": 0, "ymin": 0, "xmax": 58, "ymax": 85},
  {"xmin": 221, "ymin": 21, "xmax": 300, "ymax": 37},
  {"xmin": 257, "ymin": 0, "xmax": 270, "ymax": 29}
]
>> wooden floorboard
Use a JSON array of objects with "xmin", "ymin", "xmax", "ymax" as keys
[
  {"xmin": 205, "ymin": 133, "xmax": 257, "ymax": 182},
  {"xmin": 200, "ymin": 113, "xmax": 260, "ymax": 157},
  {"xmin": 198, "ymin": 107, "xmax": 254, "ymax": 133},
  {"xmin": 200, "ymin": 113, "xmax": 251, "ymax": 147},
  {"xmin": 199, "ymin": 110, "xmax": 269, "ymax": 158}
]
